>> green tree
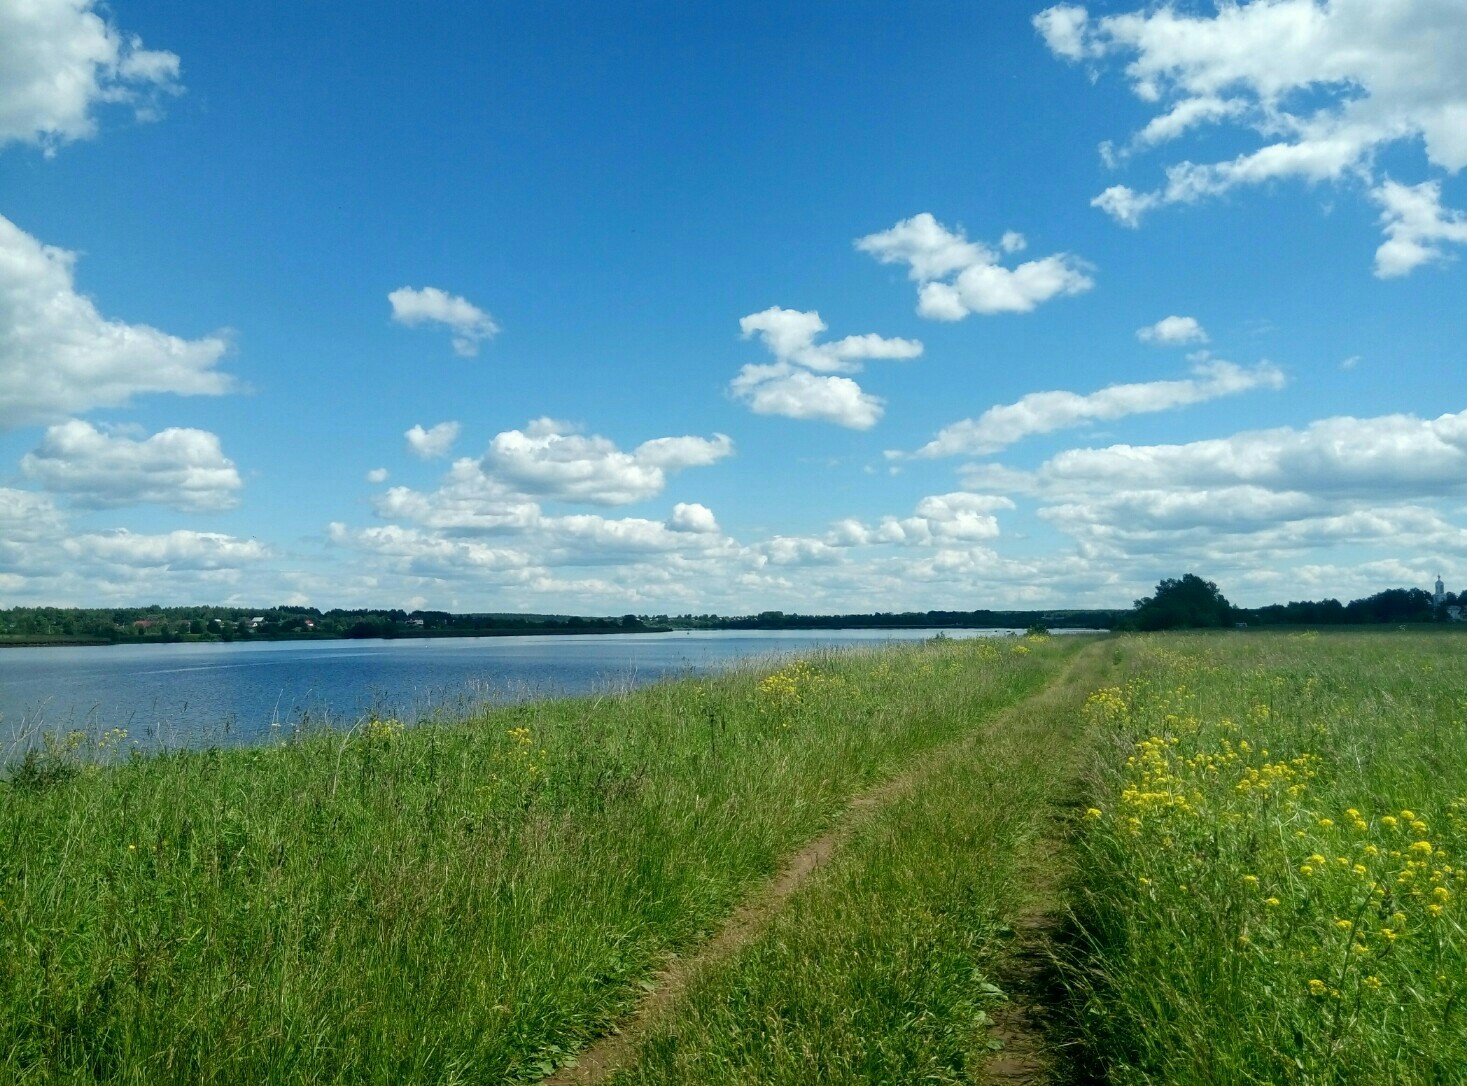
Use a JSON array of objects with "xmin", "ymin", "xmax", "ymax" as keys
[{"xmin": 1132, "ymin": 574, "xmax": 1234, "ymax": 630}]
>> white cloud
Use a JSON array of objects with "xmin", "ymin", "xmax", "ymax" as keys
[
  {"xmin": 907, "ymin": 359, "xmax": 1285, "ymax": 458},
  {"xmin": 21, "ymin": 419, "xmax": 241, "ymax": 510},
  {"xmin": 730, "ymin": 365, "xmax": 884, "ymax": 429},
  {"xmin": 1372, "ymin": 178, "xmax": 1467, "ymax": 277},
  {"xmin": 366, "ymin": 467, "xmax": 389, "ymax": 483},
  {"xmin": 0, "ymin": 487, "xmax": 65, "ymax": 572},
  {"xmin": 1040, "ymin": 1, "xmax": 1467, "ymax": 271},
  {"xmin": 855, "ymin": 213, "xmax": 1093, "ymax": 319},
  {"xmin": 668, "ymin": 502, "xmax": 719, "ymax": 533},
  {"xmin": 0, "ymin": 215, "xmax": 232, "ymax": 429},
  {"xmin": 738, "ymin": 307, "xmax": 922, "ymax": 374},
  {"xmin": 729, "ymin": 307, "xmax": 919, "ymax": 429},
  {"xmin": 827, "ymin": 492, "xmax": 1015, "ymax": 547},
  {"xmin": 0, "ymin": 0, "xmax": 182, "ymax": 152},
  {"xmin": 942, "ymin": 408, "xmax": 1467, "ymax": 586},
  {"xmin": 372, "ymin": 458, "xmax": 541, "ymax": 533},
  {"xmin": 405, "ymin": 420, "xmax": 461, "ymax": 460},
  {"xmin": 1137, "ymin": 315, "xmax": 1208, "ymax": 345},
  {"xmin": 1039, "ymin": 409, "xmax": 1467, "ymax": 499},
  {"xmin": 480, "ymin": 418, "xmax": 733, "ymax": 505},
  {"xmin": 388, "ymin": 286, "xmax": 500, "ymax": 357},
  {"xmin": 1032, "ymin": 4, "xmax": 1096, "ymax": 61},
  {"xmin": 758, "ymin": 536, "xmax": 844, "ymax": 567},
  {"xmin": 61, "ymin": 529, "xmax": 270, "ymax": 571}
]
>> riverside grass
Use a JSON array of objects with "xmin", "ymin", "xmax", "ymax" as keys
[
  {"xmin": 607, "ymin": 635, "xmax": 1108, "ymax": 1085},
  {"xmin": 0, "ymin": 634, "xmax": 1073, "ymax": 1085},
  {"xmin": 1065, "ymin": 630, "xmax": 1467, "ymax": 1084}
]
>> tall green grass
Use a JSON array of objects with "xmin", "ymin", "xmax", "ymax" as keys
[
  {"xmin": 1064, "ymin": 631, "xmax": 1467, "ymax": 1083},
  {"xmin": 0, "ymin": 636, "xmax": 1072, "ymax": 1084},
  {"xmin": 610, "ymin": 637, "xmax": 1106, "ymax": 1085}
]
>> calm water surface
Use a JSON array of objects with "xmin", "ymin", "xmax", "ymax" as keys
[{"xmin": 0, "ymin": 629, "xmax": 1015, "ymax": 752}]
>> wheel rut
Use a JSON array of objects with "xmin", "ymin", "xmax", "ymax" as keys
[
  {"xmin": 541, "ymin": 644, "xmax": 1103, "ymax": 1086},
  {"xmin": 540, "ymin": 763, "xmax": 924, "ymax": 1085}
]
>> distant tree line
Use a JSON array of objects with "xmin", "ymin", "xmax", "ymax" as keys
[
  {"xmin": 663, "ymin": 608, "xmax": 1122, "ymax": 631},
  {"xmin": 1124, "ymin": 575, "xmax": 1459, "ymax": 631},
  {"xmin": 0, "ymin": 606, "xmax": 662, "ymax": 646},
  {"xmin": 0, "ymin": 580, "xmax": 1459, "ymax": 646}
]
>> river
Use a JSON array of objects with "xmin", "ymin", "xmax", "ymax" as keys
[{"xmin": 0, "ymin": 628, "xmax": 1022, "ymax": 753}]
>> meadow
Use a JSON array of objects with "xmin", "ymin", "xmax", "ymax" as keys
[
  {"xmin": 0, "ymin": 634, "xmax": 1074, "ymax": 1084},
  {"xmin": 1064, "ymin": 630, "xmax": 1467, "ymax": 1083},
  {"xmin": 5, "ymin": 628, "xmax": 1465, "ymax": 1084}
]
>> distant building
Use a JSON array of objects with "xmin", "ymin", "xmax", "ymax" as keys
[
  {"xmin": 1435, "ymin": 574, "xmax": 1446, "ymax": 608},
  {"xmin": 1448, "ymin": 605, "xmax": 1462, "ymax": 623}
]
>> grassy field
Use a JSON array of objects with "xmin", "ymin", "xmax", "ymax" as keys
[
  {"xmin": 1063, "ymin": 630, "xmax": 1467, "ymax": 1083},
  {"xmin": 0, "ymin": 634, "xmax": 1075, "ymax": 1084},
  {"xmin": 608, "ymin": 636, "xmax": 1108, "ymax": 1085},
  {"xmin": 8, "ymin": 628, "xmax": 1466, "ymax": 1084}
]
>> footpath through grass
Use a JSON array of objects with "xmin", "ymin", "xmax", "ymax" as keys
[
  {"xmin": 0, "ymin": 634, "xmax": 1073, "ymax": 1084},
  {"xmin": 1064, "ymin": 630, "xmax": 1467, "ymax": 1083},
  {"xmin": 607, "ymin": 635, "xmax": 1108, "ymax": 1085}
]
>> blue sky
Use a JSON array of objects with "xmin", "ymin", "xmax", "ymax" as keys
[{"xmin": 1, "ymin": 0, "xmax": 1464, "ymax": 614}]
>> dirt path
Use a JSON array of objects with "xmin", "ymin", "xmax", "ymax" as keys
[
  {"xmin": 542, "ymin": 644, "xmax": 1104, "ymax": 1086},
  {"xmin": 982, "ymin": 896, "xmax": 1063, "ymax": 1083},
  {"xmin": 541, "ymin": 755, "xmax": 935, "ymax": 1084},
  {"xmin": 980, "ymin": 650, "xmax": 1108, "ymax": 1086}
]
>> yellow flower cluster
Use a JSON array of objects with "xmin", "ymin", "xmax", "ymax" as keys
[
  {"xmin": 364, "ymin": 715, "xmax": 404, "ymax": 741},
  {"xmin": 487, "ymin": 724, "xmax": 547, "ymax": 792},
  {"xmin": 1082, "ymin": 658, "xmax": 1465, "ymax": 1010},
  {"xmin": 756, "ymin": 660, "xmax": 834, "ymax": 719}
]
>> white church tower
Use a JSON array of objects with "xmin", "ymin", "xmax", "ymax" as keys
[{"xmin": 1435, "ymin": 573, "xmax": 1446, "ymax": 607}]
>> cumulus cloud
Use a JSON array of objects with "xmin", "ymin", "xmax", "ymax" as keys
[
  {"xmin": 1137, "ymin": 315, "xmax": 1208, "ymax": 345},
  {"xmin": 855, "ymin": 213, "xmax": 1092, "ymax": 319},
  {"xmin": 0, "ymin": 215, "xmax": 232, "ymax": 429},
  {"xmin": 1372, "ymin": 178, "xmax": 1467, "ymax": 277},
  {"xmin": 388, "ymin": 286, "xmax": 500, "ymax": 357},
  {"xmin": 61, "ymin": 529, "xmax": 270, "ymax": 571},
  {"xmin": 906, "ymin": 359, "xmax": 1285, "ymax": 458},
  {"xmin": 0, "ymin": 0, "xmax": 182, "ymax": 151},
  {"xmin": 1039, "ymin": 410, "xmax": 1467, "ymax": 499},
  {"xmin": 366, "ymin": 467, "xmax": 389, "ymax": 483},
  {"xmin": 728, "ymin": 307, "xmax": 919, "ymax": 429},
  {"xmin": 954, "ymin": 408, "xmax": 1467, "ymax": 579},
  {"xmin": 21, "ymin": 419, "xmax": 241, "ymax": 510},
  {"xmin": 730, "ymin": 366, "xmax": 884, "ymax": 429},
  {"xmin": 480, "ymin": 418, "xmax": 733, "ymax": 505},
  {"xmin": 668, "ymin": 501, "xmax": 719, "ymax": 533},
  {"xmin": 333, "ymin": 497, "xmax": 735, "ymax": 586},
  {"xmin": 405, "ymin": 420, "xmax": 461, "ymax": 459},
  {"xmin": 0, "ymin": 487, "xmax": 66, "ymax": 571},
  {"xmin": 738, "ymin": 307, "xmax": 922, "ymax": 373},
  {"xmin": 1038, "ymin": 1, "xmax": 1467, "ymax": 271},
  {"xmin": 827, "ymin": 492, "xmax": 1015, "ymax": 547}
]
